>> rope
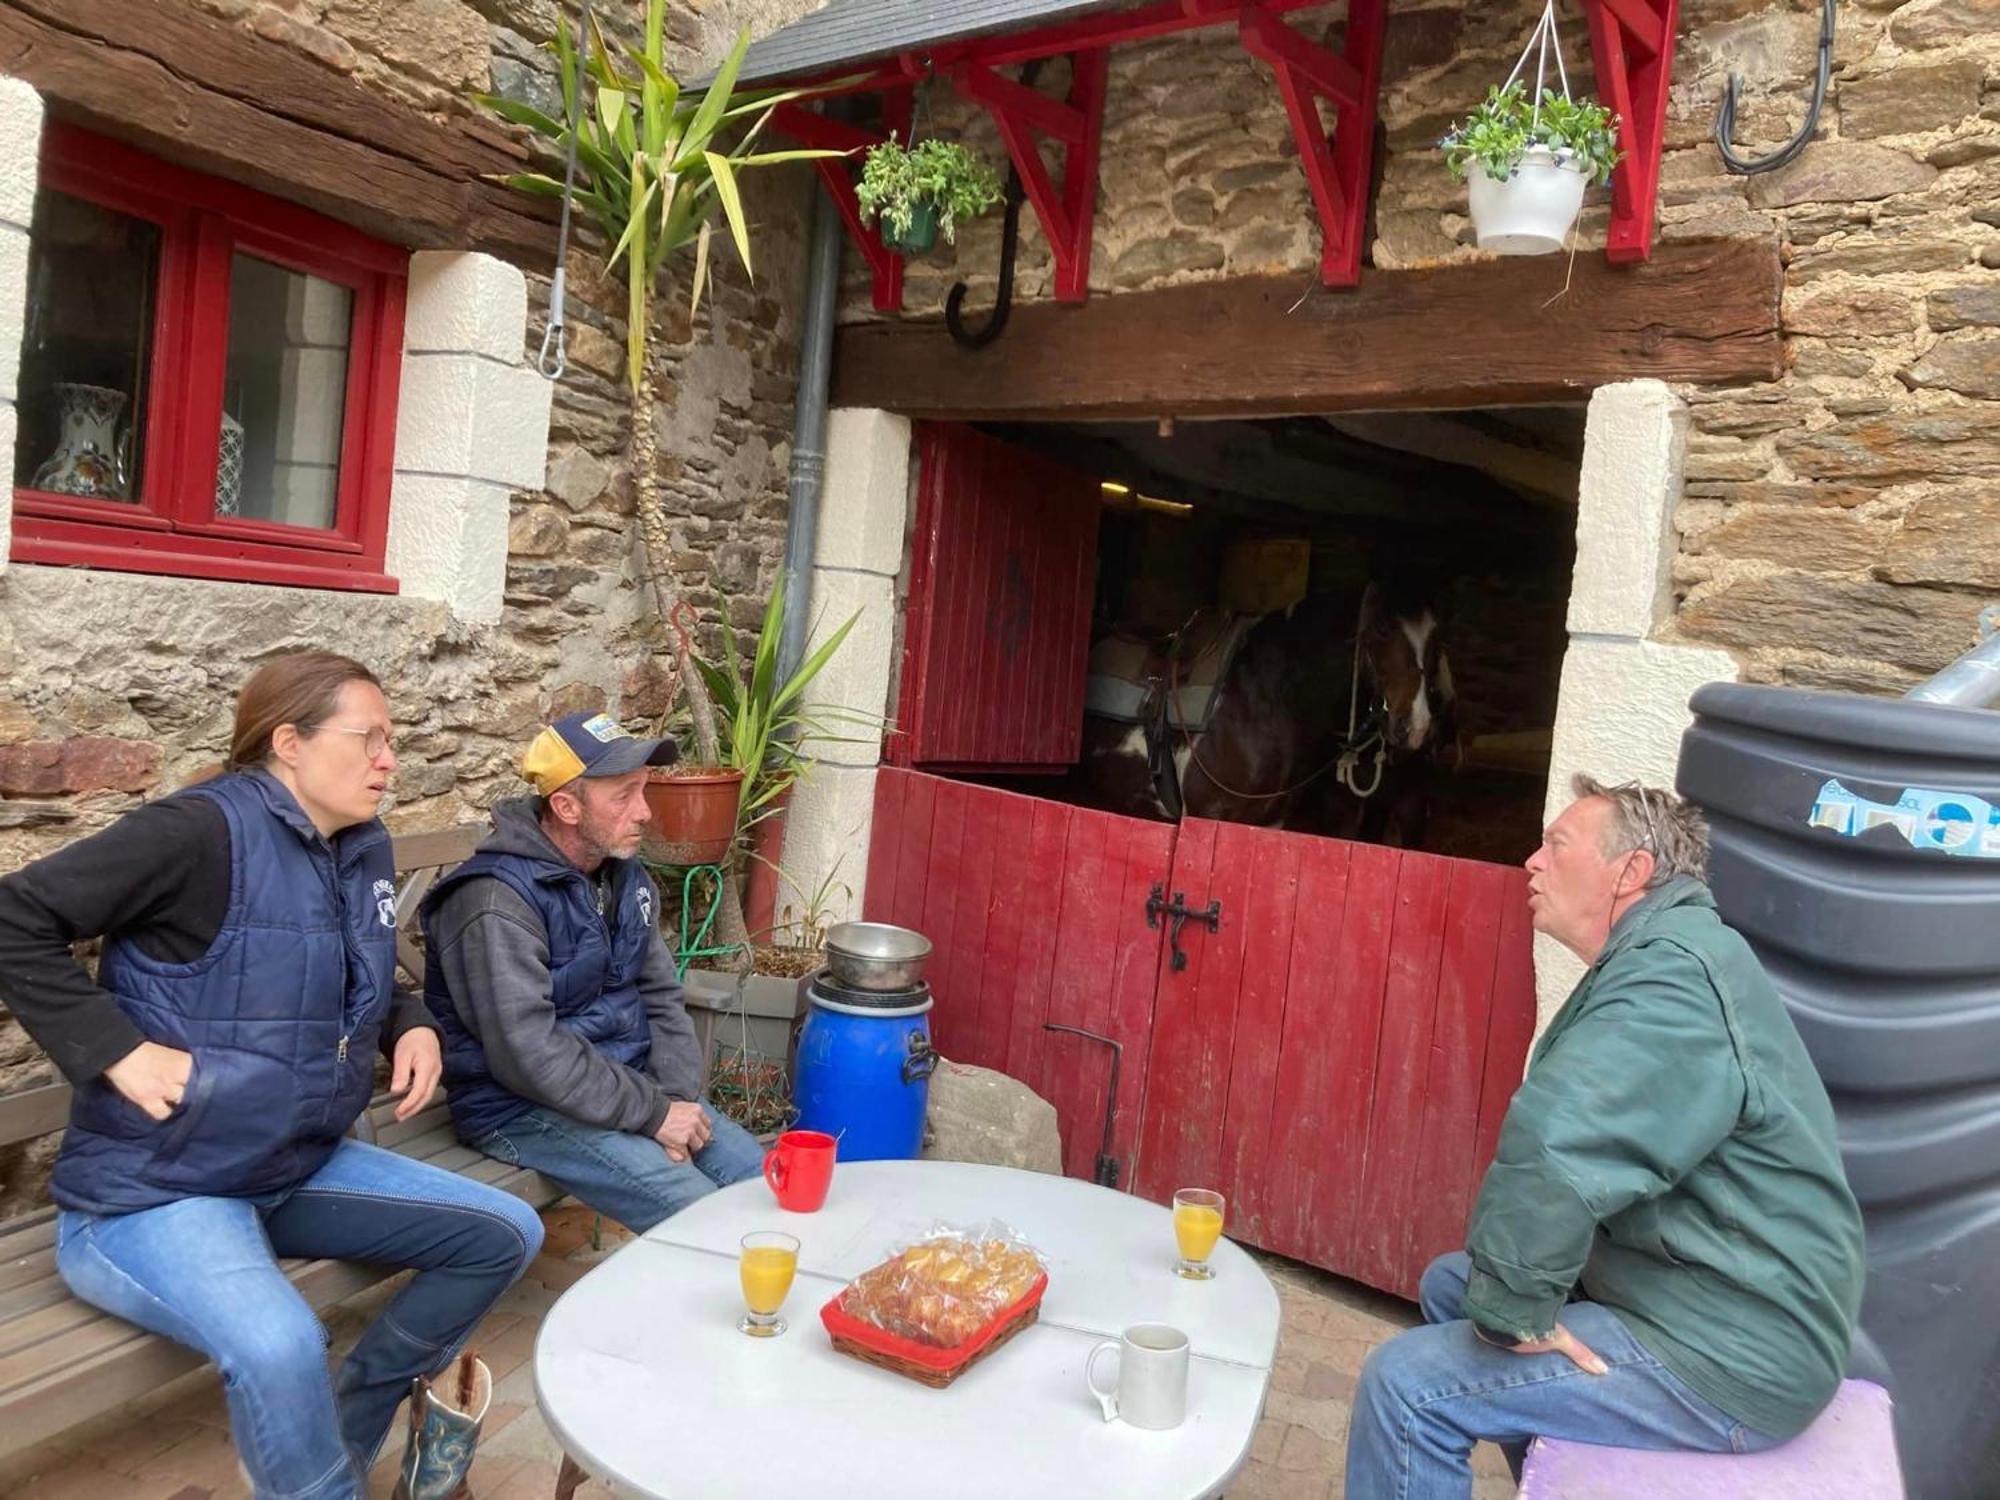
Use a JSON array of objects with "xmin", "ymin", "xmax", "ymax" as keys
[
  {"xmin": 1714, "ymin": 0, "xmax": 1835, "ymax": 175},
  {"xmin": 1501, "ymin": 0, "xmax": 1575, "ymax": 127},
  {"xmin": 536, "ymin": 0, "xmax": 594, "ymax": 380}
]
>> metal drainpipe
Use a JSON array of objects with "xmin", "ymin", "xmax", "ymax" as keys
[
  {"xmin": 774, "ymin": 150, "xmax": 845, "ymax": 689},
  {"xmin": 1905, "ymin": 605, "xmax": 2000, "ymax": 710}
]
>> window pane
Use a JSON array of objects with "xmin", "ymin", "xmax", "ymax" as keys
[
  {"xmin": 222, "ymin": 255, "xmax": 351, "ymax": 531},
  {"xmin": 16, "ymin": 190, "xmax": 159, "ymax": 503}
]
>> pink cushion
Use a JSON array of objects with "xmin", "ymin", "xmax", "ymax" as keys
[{"xmin": 1519, "ymin": 1380, "xmax": 1902, "ymax": 1500}]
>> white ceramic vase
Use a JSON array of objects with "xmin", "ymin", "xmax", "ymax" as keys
[
  {"xmin": 33, "ymin": 382, "xmax": 129, "ymax": 500},
  {"xmin": 1466, "ymin": 146, "xmax": 1589, "ymax": 256}
]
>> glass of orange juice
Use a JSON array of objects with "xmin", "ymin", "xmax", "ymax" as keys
[
  {"xmin": 738, "ymin": 1230, "xmax": 800, "ymax": 1337},
  {"xmin": 1172, "ymin": 1189, "xmax": 1226, "ymax": 1280}
]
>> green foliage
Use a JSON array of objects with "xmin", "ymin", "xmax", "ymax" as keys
[
  {"xmin": 477, "ymin": 0, "xmax": 837, "ymax": 392},
  {"xmin": 692, "ymin": 587, "xmax": 879, "ymax": 836},
  {"xmin": 1439, "ymin": 83, "xmax": 1622, "ymax": 187},
  {"xmin": 854, "ymin": 135, "xmax": 1004, "ymax": 247}
]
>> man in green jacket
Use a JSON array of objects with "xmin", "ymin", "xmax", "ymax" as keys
[{"xmin": 1346, "ymin": 774, "xmax": 1864, "ymax": 1498}]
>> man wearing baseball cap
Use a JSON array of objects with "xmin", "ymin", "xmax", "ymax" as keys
[{"xmin": 419, "ymin": 711, "xmax": 763, "ymax": 1231}]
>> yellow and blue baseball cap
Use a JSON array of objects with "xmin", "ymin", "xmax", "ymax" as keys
[{"xmin": 522, "ymin": 711, "xmax": 678, "ymax": 796}]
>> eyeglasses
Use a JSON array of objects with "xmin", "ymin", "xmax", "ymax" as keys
[
  {"xmin": 1628, "ymin": 782, "xmax": 1663, "ymax": 853},
  {"xmin": 324, "ymin": 725, "xmax": 397, "ymax": 760}
]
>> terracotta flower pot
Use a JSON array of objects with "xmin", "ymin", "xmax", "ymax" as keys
[{"xmin": 642, "ymin": 768, "xmax": 745, "ymax": 866}]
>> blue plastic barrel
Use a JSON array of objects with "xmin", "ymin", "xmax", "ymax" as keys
[{"xmin": 793, "ymin": 985, "xmax": 937, "ymax": 1161}]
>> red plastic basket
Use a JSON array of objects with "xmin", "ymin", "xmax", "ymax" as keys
[{"xmin": 820, "ymin": 1271, "xmax": 1050, "ymax": 1388}]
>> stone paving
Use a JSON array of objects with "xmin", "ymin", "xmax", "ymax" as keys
[{"xmin": 0, "ymin": 1204, "xmax": 1513, "ymax": 1499}]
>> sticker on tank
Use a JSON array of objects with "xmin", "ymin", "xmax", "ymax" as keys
[{"xmin": 1808, "ymin": 779, "xmax": 2000, "ymax": 859}]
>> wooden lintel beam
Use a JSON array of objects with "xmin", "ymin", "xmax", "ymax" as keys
[
  {"xmin": 831, "ymin": 238, "xmax": 1783, "ymax": 419},
  {"xmin": 0, "ymin": 0, "xmax": 558, "ymax": 268},
  {"xmin": 955, "ymin": 62, "xmax": 1086, "ymax": 145},
  {"xmin": 1238, "ymin": 7, "xmax": 1362, "ymax": 108}
]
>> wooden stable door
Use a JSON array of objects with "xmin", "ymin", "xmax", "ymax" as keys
[
  {"xmin": 890, "ymin": 424, "xmax": 1100, "ymax": 772},
  {"xmin": 1129, "ymin": 818, "xmax": 1537, "ymax": 1297},
  {"xmin": 865, "ymin": 770, "xmax": 1538, "ymax": 1301}
]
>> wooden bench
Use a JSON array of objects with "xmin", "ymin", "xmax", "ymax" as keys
[{"xmin": 0, "ymin": 823, "xmax": 566, "ymax": 1463}]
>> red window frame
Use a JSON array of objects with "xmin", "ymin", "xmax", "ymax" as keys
[{"xmin": 10, "ymin": 124, "xmax": 409, "ymax": 593}]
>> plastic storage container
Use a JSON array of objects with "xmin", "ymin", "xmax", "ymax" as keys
[
  {"xmin": 793, "ymin": 975, "xmax": 938, "ymax": 1162},
  {"xmin": 1678, "ymin": 682, "xmax": 2000, "ymax": 1500}
]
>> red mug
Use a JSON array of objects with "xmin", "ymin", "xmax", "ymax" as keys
[{"xmin": 764, "ymin": 1129, "xmax": 837, "ymax": 1213}]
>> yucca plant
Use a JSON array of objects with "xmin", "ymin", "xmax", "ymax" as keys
[
  {"xmin": 695, "ymin": 586, "xmax": 875, "ymax": 832},
  {"xmin": 479, "ymin": 2, "xmax": 837, "ymax": 777}
]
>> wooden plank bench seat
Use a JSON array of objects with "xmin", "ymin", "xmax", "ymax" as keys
[{"xmin": 0, "ymin": 823, "xmax": 563, "ymax": 1463}]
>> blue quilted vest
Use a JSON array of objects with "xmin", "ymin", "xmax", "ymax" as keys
[
  {"xmin": 421, "ymin": 842, "xmax": 655, "ymax": 1143},
  {"xmin": 52, "ymin": 771, "xmax": 398, "ymax": 1216}
]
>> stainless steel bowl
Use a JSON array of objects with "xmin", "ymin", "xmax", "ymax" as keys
[{"xmin": 824, "ymin": 921, "xmax": 932, "ymax": 992}]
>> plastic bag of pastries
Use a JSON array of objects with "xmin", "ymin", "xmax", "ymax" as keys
[{"xmin": 840, "ymin": 1220, "xmax": 1046, "ymax": 1348}]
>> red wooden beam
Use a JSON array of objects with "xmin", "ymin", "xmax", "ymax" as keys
[
  {"xmin": 956, "ymin": 50, "xmax": 1108, "ymax": 303},
  {"xmin": 1238, "ymin": 0, "xmax": 1386, "ymax": 288},
  {"xmin": 772, "ymin": 93, "xmax": 913, "ymax": 311},
  {"xmin": 1580, "ymin": 0, "xmax": 1677, "ymax": 263}
]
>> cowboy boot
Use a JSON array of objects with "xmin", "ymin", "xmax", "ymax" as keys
[{"xmin": 393, "ymin": 1353, "xmax": 491, "ymax": 1500}]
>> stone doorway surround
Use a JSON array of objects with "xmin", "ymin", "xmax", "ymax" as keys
[{"xmin": 786, "ymin": 380, "xmax": 1741, "ymax": 1037}]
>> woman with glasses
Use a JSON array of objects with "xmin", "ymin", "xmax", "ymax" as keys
[{"xmin": 0, "ymin": 651, "xmax": 543, "ymax": 1500}]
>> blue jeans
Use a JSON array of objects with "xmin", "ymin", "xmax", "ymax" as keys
[
  {"xmin": 56, "ymin": 1139, "xmax": 544, "ymax": 1500},
  {"xmin": 475, "ymin": 1103, "xmax": 764, "ymax": 1234},
  {"xmin": 1345, "ymin": 1252, "xmax": 1781, "ymax": 1500}
]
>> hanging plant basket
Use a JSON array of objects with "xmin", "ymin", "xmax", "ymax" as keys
[
  {"xmin": 643, "ymin": 767, "xmax": 745, "ymax": 866},
  {"xmin": 1440, "ymin": 2, "xmax": 1620, "ymax": 258},
  {"xmin": 884, "ymin": 200, "xmax": 941, "ymax": 256},
  {"xmin": 856, "ymin": 135, "xmax": 1002, "ymax": 261}
]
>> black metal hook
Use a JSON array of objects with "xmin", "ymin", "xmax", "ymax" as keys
[
  {"xmin": 1713, "ymin": 0, "xmax": 1835, "ymax": 176},
  {"xmin": 945, "ymin": 59, "xmax": 1045, "ymax": 350}
]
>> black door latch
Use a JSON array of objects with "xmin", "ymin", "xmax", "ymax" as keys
[{"xmin": 1146, "ymin": 883, "xmax": 1221, "ymax": 972}]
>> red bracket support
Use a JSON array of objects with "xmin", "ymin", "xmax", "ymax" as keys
[
  {"xmin": 1238, "ymin": 0, "xmax": 1386, "ymax": 289},
  {"xmin": 1579, "ymin": 0, "xmax": 1678, "ymax": 264},
  {"xmin": 955, "ymin": 50, "xmax": 1109, "ymax": 303},
  {"xmin": 772, "ymin": 90, "xmax": 914, "ymax": 312}
]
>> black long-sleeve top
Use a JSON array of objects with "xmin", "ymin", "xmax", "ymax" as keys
[{"xmin": 0, "ymin": 796, "xmax": 438, "ymax": 1084}]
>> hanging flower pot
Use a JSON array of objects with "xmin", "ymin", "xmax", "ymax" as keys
[
  {"xmin": 1439, "ymin": 2, "xmax": 1620, "ymax": 258},
  {"xmin": 856, "ymin": 135, "xmax": 1003, "ymax": 260},
  {"xmin": 1465, "ymin": 145, "xmax": 1591, "ymax": 255},
  {"xmin": 885, "ymin": 200, "xmax": 941, "ymax": 255},
  {"xmin": 643, "ymin": 766, "xmax": 746, "ymax": 866}
]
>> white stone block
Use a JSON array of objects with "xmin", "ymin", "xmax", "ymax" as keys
[
  {"xmin": 275, "ymin": 347, "xmax": 350, "ymax": 465},
  {"xmin": 384, "ymin": 471, "xmax": 511, "ymax": 623},
  {"xmin": 404, "ymin": 251, "xmax": 531, "ymax": 364},
  {"xmin": 0, "ymin": 402, "xmax": 16, "ymax": 575},
  {"xmin": 817, "ymin": 408, "xmax": 913, "ymax": 577},
  {"xmin": 0, "ymin": 78, "xmax": 44, "ymax": 230},
  {"xmin": 0, "ymin": 225, "xmax": 26, "ymax": 404},
  {"xmin": 284, "ymin": 275, "xmax": 353, "ymax": 348},
  {"xmin": 1534, "ymin": 633, "xmax": 1739, "ymax": 1030},
  {"xmin": 1567, "ymin": 380, "xmax": 1689, "ymax": 641},
  {"xmin": 394, "ymin": 352, "xmax": 552, "ymax": 490},
  {"xmin": 803, "ymin": 566, "xmax": 897, "ymax": 768},
  {"xmin": 781, "ymin": 761, "xmax": 880, "ymax": 926},
  {"xmin": 267, "ymin": 462, "xmax": 339, "ymax": 528}
]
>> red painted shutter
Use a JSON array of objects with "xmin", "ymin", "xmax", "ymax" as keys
[{"xmin": 894, "ymin": 423, "xmax": 1099, "ymax": 770}]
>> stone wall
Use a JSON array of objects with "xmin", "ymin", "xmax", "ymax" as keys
[
  {"xmin": 0, "ymin": 0, "xmax": 819, "ymax": 1211},
  {"xmin": 855, "ymin": 0, "xmax": 2000, "ymax": 691}
]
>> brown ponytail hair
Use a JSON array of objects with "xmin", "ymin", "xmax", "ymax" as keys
[{"xmin": 202, "ymin": 651, "xmax": 382, "ymax": 779}]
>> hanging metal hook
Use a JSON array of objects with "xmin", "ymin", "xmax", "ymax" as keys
[
  {"xmin": 945, "ymin": 58, "xmax": 1044, "ymax": 350},
  {"xmin": 1714, "ymin": 0, "xmax": 1835, "ymax": 175},
  {"xmin": 536, "ymin": 0, "xmax": 595, "ymax": 380}
]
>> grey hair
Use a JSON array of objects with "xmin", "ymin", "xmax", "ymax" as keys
[{"xmin": 1571, "ymin": 774, "xmax": 1710, "ymax": 886}]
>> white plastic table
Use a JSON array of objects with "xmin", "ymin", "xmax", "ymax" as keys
[{"xmin": 533, "ymin": 1160, "xmax": 1281, "ymax": 1499}]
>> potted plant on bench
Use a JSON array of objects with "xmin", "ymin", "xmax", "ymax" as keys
[
  {"xmin": 855, "ymin": 135, "xmax": 1004, "ymax": 256},
  {"xmin": 1439, "ymin": 0, "xmax": 1619, "ymax": 256}
]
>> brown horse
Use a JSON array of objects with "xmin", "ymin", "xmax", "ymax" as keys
[{"xmin": 1082, "ymin": 583, "xmax": 1456, "ymax": 846}]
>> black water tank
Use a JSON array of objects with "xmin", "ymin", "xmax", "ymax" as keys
[{"xmin": 1678, "ymin": 683, "xmax": 2000, "ymax": 1500}]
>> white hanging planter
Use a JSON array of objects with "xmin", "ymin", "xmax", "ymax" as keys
[{"xmin": 1467, "ymin": 146, "xmax": 1589, "ymax": 256}]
